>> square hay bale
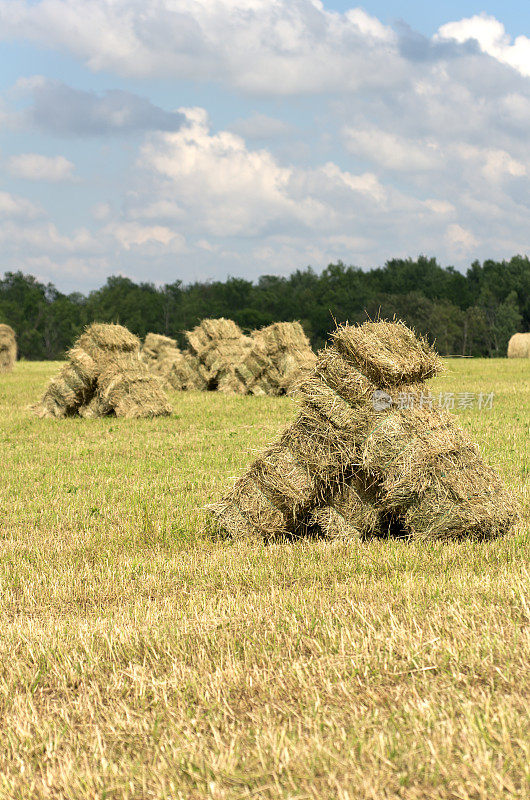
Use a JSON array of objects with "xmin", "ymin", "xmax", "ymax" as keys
[
  {"xmin": 184, "ymin": 318, "xmax": 253, "ymax": 392},
  {"xmin": 332, "ymin": 320, "xmax": 440, "ymax": 388},
  {"xmin": 309, "ymin": 482, "xmax": 382, "ymax": 540},
  {"xmin": 77, "ymin": 322, "xmax": 140, "ymax": 359},
  {"xmin": 250, "ymin": 321, "xmax": 316, "ymax": 394},
  {"xmin": 208, "ymin": 474, "xmax": 289, "ymax": 541},
  {"xmin": 142, "ymin": 333, "xmax": 179, "ymax": 363},
  {"xmin": 96, "ymin": 354, "xmax": 172, "ymax": 418}
]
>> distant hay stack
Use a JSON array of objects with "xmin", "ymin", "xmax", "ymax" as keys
[
  {"xmin": 209, "ymin": 320, "xmax": 518, "ymax": 542},
  {"xmin": 140, "ymin": 318, "xmax": 317, "ymax": 396},
  {"xmin": 32, "ymin": 323, "xmax": 172, "ymax": 419},
  {"xmin": 507, "ymin": 332, "xmax": 530, "ymax": 358},
  {"xmin": 185, "ymin": 318, "xmax": 252, "ymax": 393},
  {"xmin": 141, "ymin": 332, "xmax": 185, "ymax": 385},
  {"xmin": 250, "ymin": 322, "xmax": 317, "ymax": 395},
  {"xmin": 165, "ymin": 352, "xmax": 207, "ymax": 391},
  {"xmin": 235, "ymin": 342, "xmax": 282, "ymax": 396},
  {"xmin": 142, "ymin": 333, "xmax": 180, "ymax": 365},
  {"xmin": 0, "ymin": 324, "xmax": 17, "ymax": 372}
]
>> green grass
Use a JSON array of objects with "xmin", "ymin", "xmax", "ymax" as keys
[{"xmin": 0, "ymin": 359, "xmax": 528, "ymax": 799}]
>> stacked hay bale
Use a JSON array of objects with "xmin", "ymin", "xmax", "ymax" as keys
[
  {"xmin": 185, "ymin": 318, "xmax": 252, "ymax": 393},
  {"xmin": 237, "ymin": 321, "xmax": 317, "ymax": 396},
  {"xmin": 507, "ymin": 332, "xmax": 530, "ymax": 358},
  {"xmin": 254, "ymin": 322, "xmax": 317, "ymax": 391},
  {"xmin": 209, "ymin": 320, "xmax": 518, "ymax": 542},
  {"xmin": 164, "ymin": 351, "xmax": 207, "ymax": 391},
  {"xmin": 142, "ymin": 333, "xmax": 180, "ymax": 367},
  {"xmin": 0, "ymin": 324, "xmax": 17, "ymax": 372},
  {"xmin": 140, "ymin": 332, "xmax": 190, "ymax": 388},
  {"xmin": 234, "ymin": 342, "xmax": 282, "ymax": 396},
  {"xmin": 141, "ymin": 319, "xmax": 317, "ymax": 395},
  {"xmin": 32, "ymin": 323, "xmax": 172, "ymax": 419}
]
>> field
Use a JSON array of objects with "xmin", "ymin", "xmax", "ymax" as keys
[{"xmin": 0, "ymin": 358, "xmax": 528, "ymax": 800}]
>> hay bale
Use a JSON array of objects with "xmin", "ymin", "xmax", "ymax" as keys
[
  {"xmin": 184, "ymin": 318, "xmax": 252, "ymax": 393},
  {"xmin": 360, "ymin": 401, "xmax": 518, "ymax": 540},
  {"xmin": 309, "ymin": 482, "xmax": 383, "ymax": 540},
  {"xmin": 165, "ymin": 352, "xmax": 208, "ymax": 391},
  {"xmin": 208, "ymin": 474, "xmax": 289, "ymax": 541},
  {"xmin": 507, "ymin": 332, "xmax": 530, "ymax": 358},
  {"xmin": 250, "ymin": 321, "xmax": 316, "ymax": 394},
  {"xmin": 331, "ymin": 320, "xmax": 439, "ymax": 387},
  {"xmin": 141, "ymin": 333, "xmax": 183, "ymax": 386},
  {"xmin": 96, "ymin": 353, "xmax": 172, "ymax": 418},
  {"xmin": 142, "ymin": 332, "xmax": 179, "ymax": 361},
  {"xmin": 32, "ymin": 362, "xmax": 94, "ymax": 419},
  {"xmin": 77, "ymin": 322, "xmax": 140, "ymax": 358},
  {"xmin": 32, "ymin": 322, "xmax": 172, "ymax": 419},
  {"xmin": 208, "ymin": 320, "xmax": 518, "ymax": 542},
  {"xmin": 0, "ymin": 323, "xmax": 17, "ymax": 372}
]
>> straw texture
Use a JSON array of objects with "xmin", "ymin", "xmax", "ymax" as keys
[
  {"xmin": 32, "ymin": 323, "xmax": 172, "ymax": 419},
  {"xmin": 208, "ymin": 320, "xmax": 518, "ymax": 542}
]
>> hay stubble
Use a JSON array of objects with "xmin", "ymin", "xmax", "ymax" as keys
[{"xmin": 0, "ymin": 359, "xmax": 528, "ymax": 799}]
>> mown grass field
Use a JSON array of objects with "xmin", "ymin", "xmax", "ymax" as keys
[{"xmin": 0, "ymin": 358, "xmax": 528, "ymax": 800}]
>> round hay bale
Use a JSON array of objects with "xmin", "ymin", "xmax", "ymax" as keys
[
  {"xmin": 507, "ymin": 332, "xmax": 530, "ymax": 358},
  {"xmin": 0, "ymin": 323, "xmax": 17, "ymax": 372}
]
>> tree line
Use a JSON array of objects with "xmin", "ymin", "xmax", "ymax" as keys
[{"xmin": 1, "ymin": 255, "xmax": 528, "ymax": 360}]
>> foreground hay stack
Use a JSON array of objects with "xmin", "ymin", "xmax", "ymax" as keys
[
  {"xmin": 507, "ymin": 332, "xmax": 530, "ymax": 358},
  {"xmin": 32, "ymin": 323, "xmax": 172, "ymax": 419},
  {"xmin": 0, "ymin": 323, "xmax": 17, "ymax": 372},
  {"xmin": 209, "ymin": 320, "xmax": 518, "ymax": 542}
]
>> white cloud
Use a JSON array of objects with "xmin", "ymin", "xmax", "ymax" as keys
[
  {"xmin": 91, "ymin": 202, "xmax": 112, "ymax": 221},
  {"xmin": 105, "ymin": 221, "xmax": 185, "ymax": 251},
  {"xmin": 454, "ymin": 144, "xmax": 526, "ymax": 181},
  {"xmin": 445, "ymin": 223, "xmax": 479, "ymax": 257},
  {"xmin": 2, "ymin": 5, "xmax": 530, "ymax": 286},
  {"xmin": 0, "ymin": 220, "xmax": 96, "ymax": 253},
  {"xmin": 7, "ymin": 153, "xmax": 76, "ymax": 181},
  {"xmin": 139, "ymin": 107, "xmax": 325, "ymax": 236},
  {"xmin": 342, "ymin": 127, "xmax": 440, "ymax": 171},
  {"xmin": 0, "ymin": 190, "xmax": 42, "ymax": 218},
  {"xmin": 437, "ymin": 14, "xmax": 530, "ymax": 77},
  {"xmin": 0, "ymin": 1, "xmax": 401, "ymax": 93}
]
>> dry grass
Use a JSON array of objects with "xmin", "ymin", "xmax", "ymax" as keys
[{"xmin": 0, "ymin": 358, "xmax": 528, "ymax": 799}]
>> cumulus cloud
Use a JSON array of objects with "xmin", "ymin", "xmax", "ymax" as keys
[
  {"xmin": 1, "ymin": 3, "xmax": 530, "ymax": 286},
  {"xmin": 15, "ymin": 78, "xmax": 185, "ymax": 136},
  {"xmin": 437, "ymin": 14, "xmax": 530, "ymax": 77},
  {"xmin": 0, "ymin": 190, "xmax": 42, "ymax": 218},
  {"xmin": 104, "ymin": 221, "xmax": 185, "ymax": 251},
  {"xmin": 124, "ymin": 108, "xmax": 464, "ymax": 268},
  {"xmin": 0, "ymin": 0, "xmax": 403, "ymax": 93},
  {"xmin": 342, "ymin": 128, "xmax": 440, "ymax": 171},
  {"xmin": 7, "ymin": 153, "xmax": 76, "ymax": 181}
]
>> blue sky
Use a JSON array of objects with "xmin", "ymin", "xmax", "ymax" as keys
[{"xmin": 1, "ymin": 1, "xmax": 530, "ymax": 292}]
